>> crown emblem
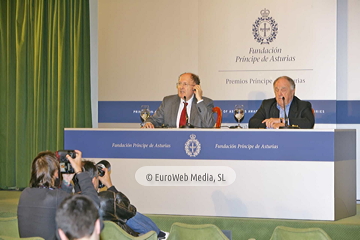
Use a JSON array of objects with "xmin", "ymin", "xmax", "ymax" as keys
[
  {"xmin": 252, "ymin": 8, "xmax": 278, "ymax": 45},
  {"xmin": 260, "ymin": 8, "xmax": 270, "ymax": 17},
  {"xmin": 185, "ymin": 134, "xmax": 201, "ymax": 157}
]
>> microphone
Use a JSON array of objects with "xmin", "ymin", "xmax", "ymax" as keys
[
  {"xmin": 279, "ymin": 97, "xmax": 299, "ymax": 129},
  {"xmin": 282, "ymin": 97, "xmax": 288, "ymax": 127}
]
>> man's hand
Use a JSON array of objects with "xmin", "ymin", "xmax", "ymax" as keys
[
  {"xmin": 98, "ymin": 168, "xmax": 113, "ymax": 188},
  {"xmin": 272, "ymin": 122, "xmax": 285, "ymax": 129},
  {"xmin": 262, "ymin": 118, "xmax": 284, "ymax": 129},
  {"xmin": 66, "ymin": 150, "xmax": 82, "ymax": 173},
  {"xmin": 62, "ymin": 173, "xmax": 75, "ymax": 186},
  {"xmin": 193, "ymin": 85, "xmax": 203, "ymax": 101},
  {"xmin": 143, "ymin": 122, "xmax": 154, "ymax": 128}
]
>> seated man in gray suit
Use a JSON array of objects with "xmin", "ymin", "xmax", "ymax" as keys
[
  {"xmin": 144, "ymin": 73, "xmax": 215, "ymax": 128},
  {"xmin": 249, "ymin": 76, "xmax": 314, "ymax": 129}
]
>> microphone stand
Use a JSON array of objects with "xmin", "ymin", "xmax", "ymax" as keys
[
  {"xmin": 180, "ymin": 96, "xmax": 194, "ymax": 128},
  {"xmin": 279, "ymin": 97, "xmax": 299, "ymax": 129}
]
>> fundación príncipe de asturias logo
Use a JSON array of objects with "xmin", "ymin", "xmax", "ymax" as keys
[
  {"xmin": 252, "ymin": 8, "xmax": 278, "ymax": 45},
  {"xmin": 185, "ymin": 134, "xmax": 201, "ymax": 157}
]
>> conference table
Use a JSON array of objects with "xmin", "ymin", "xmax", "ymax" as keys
[{"xmin": 64, "ymin": 128, "xmax": 356, "ymax": 221}]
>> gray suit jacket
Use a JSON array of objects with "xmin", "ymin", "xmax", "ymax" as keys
[{"xmin": 146, "ymin": 94, "xmax": 215, "ymax": 128}]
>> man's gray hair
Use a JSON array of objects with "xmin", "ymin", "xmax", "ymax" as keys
[{"xmin": 273, "ymin": 76, "xmax": 295, "ymax": 90}]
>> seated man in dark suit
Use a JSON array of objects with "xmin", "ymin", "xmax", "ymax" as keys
[
  {"xmin": 144, "ymin": 72, "xmax": 215, "ymax": 128},
  {"xmin": 249, "ymin": 76, "xmax": 314, "ymax": 129}
]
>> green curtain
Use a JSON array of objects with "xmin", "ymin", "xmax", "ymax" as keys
[{"xmin": 0, "ymin": 0, "xmax": 92, "ymax": 189}]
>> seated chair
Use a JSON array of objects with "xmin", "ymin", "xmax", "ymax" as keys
[
  {"xmin": 0, "ymin": 214, "xmax": 44, "ymax": 240},
  {"xmin": 167, "ymin": 222, "xmax": 229, "ymax": 240},
  {"xmin": 100, "ymin": 221, "xmax": 157, "ymax": 240},
  {"xmin": 269, "ymin": 226, "xmax": 332, "ymax": 240},
  {"xmin": 212, "ymin": 107, "xmax": 222, "ymax": 128},
  {"xmin": 0, "ymin": 236, "xmax": 44, "ymax": 240},
  {"xmin": 0, "ymin": 216, "xmax": 19, "ymax": 238}
]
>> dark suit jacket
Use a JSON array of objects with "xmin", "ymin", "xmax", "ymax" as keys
[
  {"xmin": 248, "ymin": 96, "xmax": 315, "ymax": 129},
  {"xmin": 146, "ymin": 94, "xmax": 215, "ymax": 128},
  {"xmin": 18, "ymin": 173, "xmax": 100, "ymax": 239}
]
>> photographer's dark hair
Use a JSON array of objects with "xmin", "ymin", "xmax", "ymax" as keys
[
  {"xmin": 73, "ymin": 160, "xmax": 98, "ymax": 193},
  {"xmin": 30, "ymin": 151, "xmax": 60, "ymax": 188},
  {"xmin": 56, "ymin": 195, "xmax": 99, "ymax": 239},
  {"xmin": 82, "ymin": 160, "xmax": 98, "ymax": 178}
]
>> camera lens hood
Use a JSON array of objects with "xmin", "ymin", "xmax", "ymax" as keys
[{"xmin": 96, "ymin": 160, "xmax": 111, "ymax": 171}]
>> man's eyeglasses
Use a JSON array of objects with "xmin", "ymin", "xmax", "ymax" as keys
[{"xmin": 176, "ymin": 82, "xmax": 195, "ymax": 87}]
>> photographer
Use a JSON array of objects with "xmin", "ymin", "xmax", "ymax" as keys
[
  {"xmin": 78, "ymin": 160, "xmax": 168, "ymax": 240},
  {"xmin": 17, "ymin": 150, "xmax": 99, "ymax": 240}
]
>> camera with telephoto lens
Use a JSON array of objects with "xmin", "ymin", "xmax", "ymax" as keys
[
  {"xmin": 96, "ymin": 160, "xmax": 111, "ymax": 188},
  {"xmin": 55, "ymin": 150, "xmax": 76, "ymax": 174}
]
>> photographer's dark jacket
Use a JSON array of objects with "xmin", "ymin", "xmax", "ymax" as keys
[
  {"xmin": 17, "ymin": 172, "xmax": 99, "ymax": 240},
  {"xmin": 98, "ymin": 186, "xmax": 138, "ymax": 236}
]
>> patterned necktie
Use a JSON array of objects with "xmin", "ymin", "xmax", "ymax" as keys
[{"xmin": 179, "ymin": 102, "xmax": 188, "ymax": 127}]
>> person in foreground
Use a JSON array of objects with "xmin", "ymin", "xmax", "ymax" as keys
[
  {"xmin": 77, "ymin": 160, "xmax": 168, "ymax": 240},
  {"xmin": 248, "ymin": 76, "xmax": 315, "ymax": 129},
  {"xmin": 56, "ymin": 195, "xmax": 101, "ymax": 240},
  {"xmin": 17, "ymin": 150, "xmax": 99, "ymax": 239},
  {"xmin": 144, "ymin": 72, "xmax": 215, "ymax": 128}
]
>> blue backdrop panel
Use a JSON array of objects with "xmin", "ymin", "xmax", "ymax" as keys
[
  {"xmin": 99, "ymin": 100, "xmax": 339, "ymax": 124},
  {"xmin": 336, "ymin": 100, "xmax": 360, "ymax": 124}
]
